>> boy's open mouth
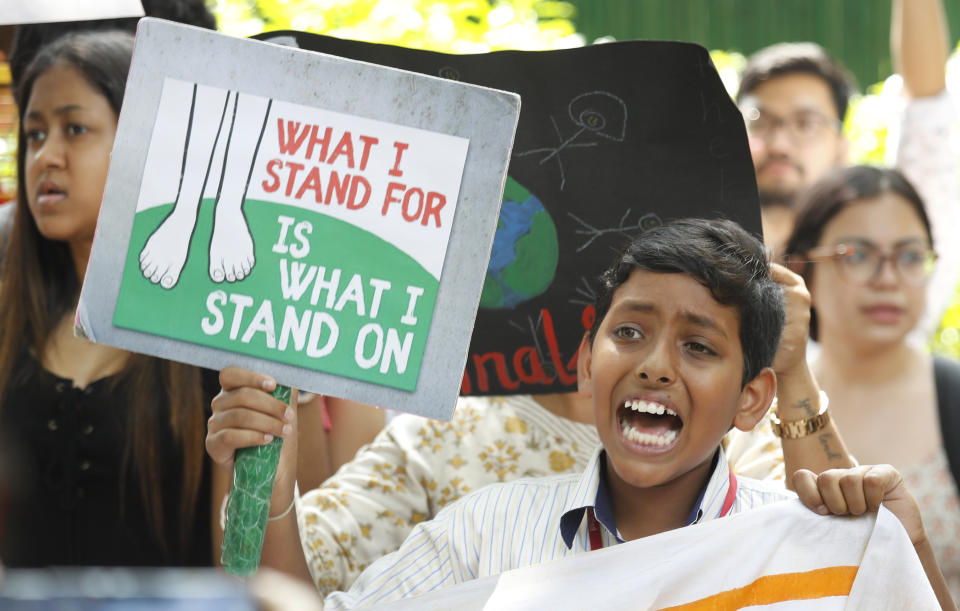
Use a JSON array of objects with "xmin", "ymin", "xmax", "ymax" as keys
[{"xmin": 618, "ymin": 399, "xmax": 683, "ymax": 448}]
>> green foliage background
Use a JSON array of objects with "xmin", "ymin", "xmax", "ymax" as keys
[{"xmin": 210, "ymin": 0, "xmax": 584, "ymax": 51}]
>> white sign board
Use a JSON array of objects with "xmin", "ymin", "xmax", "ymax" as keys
[{"xmin": 78, "ymin": 19, "xmax": 520, "ymax": 419}]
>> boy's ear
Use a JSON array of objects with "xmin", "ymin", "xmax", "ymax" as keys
[
  {"xmin": 732, "ymin": 367, "xmax": 777, "ymax": 432},
  {"xmin": 577, "ymin": 333, "xmax": 593, "ymax": 398}
]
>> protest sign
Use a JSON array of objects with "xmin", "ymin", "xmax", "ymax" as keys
[
  {"xmin": 258, "ymin": 32, "xmax": 763, "ymax": 396},
  {"xmin": 77, "ymin": 19, "xmax": 520, "ymax": 420},
  {"xmin": 0, "ymin": 0, "xmax": 144, "ymax": 25}
]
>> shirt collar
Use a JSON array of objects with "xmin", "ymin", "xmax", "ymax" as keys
[{"xmin": 559, "ymin": 445, "xmax": 732, "ymax": 549}]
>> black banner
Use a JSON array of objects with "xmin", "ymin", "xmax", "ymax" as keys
[{"xmin": 255, "ymin": 32, "xmax": 762, "ymax": 396}]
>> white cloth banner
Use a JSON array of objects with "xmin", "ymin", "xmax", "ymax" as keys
[{"xmin": 377, "ymin": 500, "xmax": 938, "ymax": 610}]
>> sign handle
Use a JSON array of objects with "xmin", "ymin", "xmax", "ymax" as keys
[{"xmin": 221, "ymin": 384, "xmax": 292, "ymax": 576}]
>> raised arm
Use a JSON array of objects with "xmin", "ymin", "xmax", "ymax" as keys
[
  {"xmin": 769, "ymin": 263, "xmax": 856, "ymax": 484},
  {"xmin": 892, "ymin": 0, "xmax": 949, "ymax": 98},
  {"xmin": 889, "ymin": 0, "xmax": 959, "ymax": 343}
]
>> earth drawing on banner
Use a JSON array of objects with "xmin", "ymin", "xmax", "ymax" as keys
[{"xmin": 479, "ymin": 176, "xmax": 559, "ymax": 309}]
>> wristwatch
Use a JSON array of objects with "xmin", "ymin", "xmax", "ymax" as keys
[{"xmin": 769, "ymin": 391, "xmax": 831, "ymax": 440}]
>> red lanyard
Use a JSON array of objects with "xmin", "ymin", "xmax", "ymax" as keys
[
  {"xmin": 587, "ymin": 469, "xmax": 738, "ymax": 551},
  {"xmin": 587, "ymin": 506, "xmax": 604, "ymax": 551}
]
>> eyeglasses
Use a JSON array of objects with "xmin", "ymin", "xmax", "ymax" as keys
[
  {"xmin": 741, "ymin": 107, "xmax": 842, "ymax": 145},
  {"xmin": 790, "ymin": 241, "xmax": 937, "ymax": 286}
]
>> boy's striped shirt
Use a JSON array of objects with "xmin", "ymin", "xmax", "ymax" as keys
[{"xmin": 323, "ymin": 446, "xmax": 793, "ymax": 609}]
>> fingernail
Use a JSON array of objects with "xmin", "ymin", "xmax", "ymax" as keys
[
  {"xmin": 282, "ymin": 424, "xmax": 293, "ymax": 436},
  {"xmin": 261, "ymin": 377, "xmax": 277, "ymax": 391},
  {"xmin": 264, "ymin": 433, "xmax": 274, "ymax": 443},
  {"xmin": 284, "ymin": 406, "xmax": 294, "ymax": 422},
  {"xmin": 816, "ymin": 504, "xmax": 829, "ymax": 515}
]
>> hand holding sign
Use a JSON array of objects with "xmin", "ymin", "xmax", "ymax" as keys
[
  {"xmin": 208, "ymin": 371, "xmax": 298, "ymax": 575},
  {"xmin": 78, "ymin": 19, "xmax": 518, "ymax": 575}
]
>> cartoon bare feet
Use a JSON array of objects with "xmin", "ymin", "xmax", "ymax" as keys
[
  {"xmin": 207, "ymin": 92, "xmax": 270, "ymax": 284},
  {"xmin": 209, "ymin": 208, "xmax": 255, "ymax": 283},
  {"xmin": 139, "ymin": 210, "xmax": 196, "ymax": 288}
]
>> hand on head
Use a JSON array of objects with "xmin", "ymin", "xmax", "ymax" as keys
[{"xmin": 768, "ymin": 262, "xmax": 812, "ymax": 378}]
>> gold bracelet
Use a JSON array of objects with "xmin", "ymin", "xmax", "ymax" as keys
[{"xmin": 769, "ymin": 391, "xmax": 830, "ymax": 440}]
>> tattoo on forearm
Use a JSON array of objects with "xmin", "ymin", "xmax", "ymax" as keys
[
  {"xmin": 794, "ymin": 398, "xmax": 815, "ymax": 418},
  {"xmin": 818, "ymin": 433, "xmax": 843, "ymax": 461}
]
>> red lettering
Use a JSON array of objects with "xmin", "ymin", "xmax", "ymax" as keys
[
  {"xmin": 513, "ymin": 347, "xmax": 551, "ymax": 385},
  {"xmin": 326, "ymin": 170, "xmax": 349, "ymax": 205},
  {"xmin": 421, "ymin": 191, "xmax": 446, "ymax": 227},
  {"xmin": 358, "ymin": 135, "xmax": 378, "ymax": 171},
  {"xmin": 295, "ymin": 166, "xmax": 324, "ymax": 202},
  {"xmin": 462, "ymin": 307, "xmax": 581, "ymax": 394},
  {"xmin": 261, "ymin": 158, "xmax": 282, "ymax": 192},
  {"xmin": 542, "ymin": 309, "xmax": 577, "ymax": 385},
  {"xmin": 277, "ymin": 119, "xmax": 309, "ymax": 155},
  {"xmin": 471, "ymin": 352, "xmax": 519, "ymax": 392},
  {"xmin": 284, "ymin": 162, "xmax": 305, "ymax": 197},
  {"xmin": 346, "ymin": 176, "xmax": 371, "ymax": 210},
  {"xmin": 382, "ymin": 182, "xmax": 405, "ymax": 217},
  {"xmin": 402, "ymin": 188, "xmax": 424, "ymax": 222},
  {"xmin": 306, "ymin": 125, "xmax": 332, "ymax": 162},
  {"xmin": 566, "ymin": 346, "xmax": 579, "ymax": 375},
  {"xmin": 581, "ymin": 305, "xmax": 596, "ymax": 332},
  {"xmin": 328, "ymin": 131, "xmax": 355, "ymax": 168},
  {"xmin": 389, "ymin": 141, "xmax": 409, "ymax": 177}
]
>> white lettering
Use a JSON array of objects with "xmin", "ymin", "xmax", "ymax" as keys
[
  {"xmin": 272, "ymin": 215, "xmax": 296, "ymax": 254},
  {"xmin": 355, "ymin": 323, "xmax": 383, "ymax": 369},
  {"xmin": 401, "ymin": 286, "xmax": 424, "ymax": 325},
  {"xmin": 241, "ymin": 299, "xmax": 276, "ymax": 348},
  {"xmin": 201, "ymin": 290, "xmax": 227, "ymax": 335},
  {"xmin": 306, "ymin": 311, "xmax": 339, "ymax": 357}
]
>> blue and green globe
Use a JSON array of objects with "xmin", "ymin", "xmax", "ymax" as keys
[{"xmin": 480, "ymin": 177, "xmax": 559, "ymax": 309}]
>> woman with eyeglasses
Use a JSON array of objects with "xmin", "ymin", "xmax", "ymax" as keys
[{"xmin": 784, "ymin": 164, "xmax": 959, "ymax": 601}]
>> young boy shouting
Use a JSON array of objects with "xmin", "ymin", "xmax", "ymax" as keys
[{"xmin": 209, "ymin": 218, "xmax": 954, "ymax": 609}]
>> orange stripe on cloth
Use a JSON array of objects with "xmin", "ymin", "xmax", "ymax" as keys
[{"xmin": 659, "ymin": 565, "xmax": 858, "ymax": 610}]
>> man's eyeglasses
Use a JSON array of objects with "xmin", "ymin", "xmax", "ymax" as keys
[
  {"xmin": 787, "ymin": 241, "xmax": 937, "ymax": 286},
  {"xmin": 741, "ymin": 107, "xmax": 842, "ymax": 144}
]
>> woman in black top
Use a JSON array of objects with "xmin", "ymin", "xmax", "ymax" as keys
[{"xmin": 0, "ymin": 31, "xmax": 224, "ymax": 567}]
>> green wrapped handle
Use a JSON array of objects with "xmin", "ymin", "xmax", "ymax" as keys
[{"xmin": 221, "ymin": 384, "xmax": 291, "ymax": 576}]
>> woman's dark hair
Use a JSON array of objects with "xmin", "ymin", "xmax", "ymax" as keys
[
  {"xmin": 9, "ymin": 0, "xmax": 217, "ymax": 88},
  {"xmin": 14, "ymin": 29, "xmax": 133, "ymax": 115},
  {"xmin": 1, "ymin": 30, "xmax": 205, "ymax": 554},
  {"xmin": 591, "ymin": 218, "xmax": 785, "ymax": 386},
  {"xmin": 783, "ymin": 165, "xmax": 932, "ymax": 340}
]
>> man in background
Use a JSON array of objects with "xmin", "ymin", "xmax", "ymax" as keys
[{"xmin": 737, "ymin": 0, "xmax": 953, "ymax": 262}]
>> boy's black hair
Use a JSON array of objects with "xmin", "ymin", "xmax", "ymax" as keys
[
  {"xmin": 590, "ymin": 218, "xmax": 784, "ymax": 386},
  {"xmin": 736, "ymin": 42, "xmax": 857, "ymax": 122}
]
